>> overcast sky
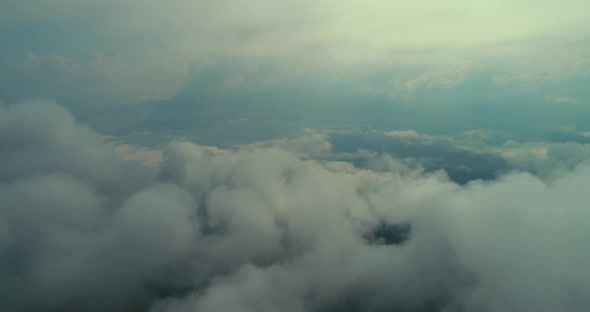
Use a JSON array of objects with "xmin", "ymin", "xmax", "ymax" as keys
[
  {"xmin": 1, "ymin": 1, "xmax": 590, "ymax": 312},
  {"xmin": 1, "ymin": 0, "xmax": 589, "ymax": 133}
]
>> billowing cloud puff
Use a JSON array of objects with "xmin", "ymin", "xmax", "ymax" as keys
[{"xmin": 1, "ymin": 101, "xmax": 589, "ymax": 311}]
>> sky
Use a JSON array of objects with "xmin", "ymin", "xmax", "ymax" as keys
[{"xmin": 1, "ymin": 1, "xmax": 590, "ymax": 311}]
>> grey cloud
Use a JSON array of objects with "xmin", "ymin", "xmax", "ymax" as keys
[
  {"xmin": 498, "ymin": 141, "xmax": 590, "ymax": 181},
  {"xmin": 1, "ymin": 102, "xmax": 590, "ymax": 312},
  {"xmin": 91, "ymin": 61, "xmax": 590, "ymax": 153},
  {"xmin": 0, "ymin": 52, "xmax": 185, "ymax": 113},
  {"xmin": 324, "ymin": 129, "xmax": 511, "ymax": 184},
  {"xmin": 0, "ymin": 100, "xmax": 152, "ymax": 195},
  {"xmin": 303, "ymin": 128, "xmax": 590, "ymax": 184}
]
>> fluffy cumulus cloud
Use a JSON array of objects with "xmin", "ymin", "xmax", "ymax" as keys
[{"xmin": 1, "ymin": 101, "xmax": 589, "ymax": 312}]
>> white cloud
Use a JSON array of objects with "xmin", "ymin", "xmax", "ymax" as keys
[
  {"xmin": 545, "ymin": 95, "xmax": 581, "ymax": 104},
  {"xmin": 2, "ymin": 101, "xmax": 590, "ymax": 311},
  {"xmin": 383, "ymin": 129, "xmax": 420, "ymax": 138},
  {"xmin": 107, "ymin": 142, "xmax": 163, "ymax": 167}
]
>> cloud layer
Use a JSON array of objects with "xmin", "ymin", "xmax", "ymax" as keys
[
  {"xmin": 2, "ymin": 0, "xmax": 589, "ymax": 113},
  {"xmin": 1, "ymin": 101, "xmax": 589, "ymax": 312}
]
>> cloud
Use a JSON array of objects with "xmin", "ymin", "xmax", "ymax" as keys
[
  {"xmin": 2, "ymin": 1, "xmax": 589, "ymax": 310},
  {"xmin": 107, "ymin": 142, "xmax": 163, "ymax": 167},
  {"xmin": 0, "ymin": 52, "xmax": 186, "ymax": 107},
  {"xmin": 237, "ymin": 128, "xmax": 332, "ymax": 158},
  {"xmin": 545, "ymin": 95, "xmax": 581, "ymax": 104},
  {"xmin": 1, "ymin": 101, "xmax": 590, "ymax": 311},
  {"xmin": 2, "ymin": 0, "xmax": 589, "ymax": 100},
  {"xmin": 383, "ymin": 129, "xmax": 420, "ymax": 138},
  {"xmin": 498, "ymin": 141, "xmax": 590, "ymax": 180},
  {"xmin": 0, "ymin": 100, "xmax": 152, "ymax": 191}
]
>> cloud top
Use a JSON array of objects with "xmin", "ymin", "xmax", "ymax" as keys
[{"xmin": 1, "ymin": 101, "xmax": 589, "ymax": 311}]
